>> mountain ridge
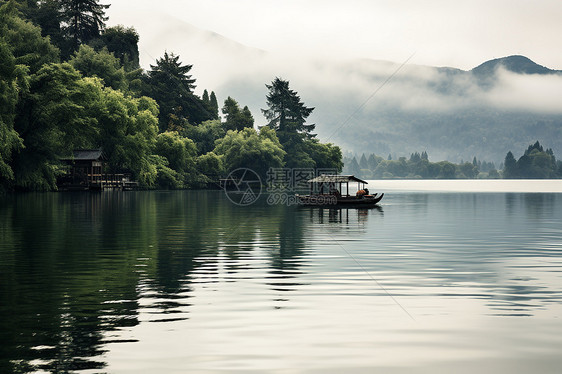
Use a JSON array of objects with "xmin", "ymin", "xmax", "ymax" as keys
[{"xmin": 127, "ymin": 17, "xmax": 562, "ymax": 164}]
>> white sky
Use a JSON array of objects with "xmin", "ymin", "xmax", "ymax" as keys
[{"xmin": 105, "ymin": 0, "xmax": 562, "ymax": 71}]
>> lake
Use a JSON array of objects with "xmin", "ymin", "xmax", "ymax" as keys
[{"xmin": 1, "ymin": 181, "xmax": 561, "ymax": 373}]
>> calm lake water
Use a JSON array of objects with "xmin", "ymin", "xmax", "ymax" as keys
[{"xmin": 1, "ymin": 181, "xmax": 561, "ymax": 373}]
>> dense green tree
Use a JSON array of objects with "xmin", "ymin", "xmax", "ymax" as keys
[
  {"xmin": 69, "ymin": 44, "xmax": 127, "ymax": 90},
  {"xmin": 503, "ymin": 151, "xmax": 517, "ymax": 178},
  {"xmin": 152, "ymin": 131, "xmax": 201, "ymax": 188},
  {"xmin": 438, "ymin": 161, "xmax": 456, "ymax": 179},
  {"xmin": 344, "ymin": 157, "xmax": 360, "ymax": 176},
  {"xmin": 196, "ymin": 151, "xmax": 224, "ymax": 184},
  {"xmin": 305, "ymin": 140, "xmax": 343, "ymax": 172},
  {"xmin": 222, "ymin": 96, "xmax": 254, "ymax": 131},
  {"xmin": 214, "ymin": 127, "xmax": 285, "ymax": 179},
  {"xmin": 11, "ymin": 60, "xmax": 159, "ymax": 190},
  {"xmin": 0, "ymin": 1, "xmax": 59, "ymax": 73},
  {"xmin": 261, "ymin": 77, "xmax": 342, "ymax": 170},
  {"xmin": 1, "ymin": 1, "xmax": 61, "ymax": 189},
  {"xmin": 154, "ymin": 131, "xmax": 197, "ymax": 174},
  {"xmin": 9, "ymin": 0, "xmax": 66, "ymax": 50},
  {"xmin": 359, "ymin": 153, "xmax": 368, "ymax": 169},
  {"xmin": 149, "ymin": 154, "xmax": 182, "ymax": 189},
  {"xmin": 96, "ymin": 91, "xmax": 159, "ymax": 186},
  {"xmin": 488, "ymin": 169, "xmax": 500, "ymax": 178},
  {"xmin": 367, "ymin": 153, "xmax": 382, "ymax": 170},
  {"xmin": 209, "ymin": 91, "xmax": 219, "ymax": 119},
  {"xmin": 503, "ymin": 141, "xmax": 559, "ymax": 179},
  {"xmin": 145, "ymin": 51, "xmax": 212, "ymax": 130},
  {"xmin": 183, "ymin": 119, "xmax": 225, "ymax": 154},
  {"xmin": 94, "ymin": 25, "xmax": 139, "ymax": 70},
  {"xmin": 60, "ymin": 0, "xmax": 109, "ymax": 53},
  {"xmin": 458, "ymin": 162, "xmax": 478, "ymax": 179},
  {"xmin": 262, "ymin": 77, "xmax": 315, "ymax": 145},
  {"xmin": 0, "ymin": 36, "xmax": 25, "ymax": 186},
  {"xmin": 12, "ymin": 63, "xmax": 101, "ymax": 189}
]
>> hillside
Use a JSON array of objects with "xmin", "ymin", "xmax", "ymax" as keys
[
  {"xmin": 124, "ymin": 16, "xmax": 562, "ymax": 164},
  {"xmin": 471, "ymin": 55, "xmax": 559, "ymax": 77}
]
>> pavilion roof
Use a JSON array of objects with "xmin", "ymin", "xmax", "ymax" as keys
[{"xmin": 307, "ymin": 174, "xmax": 368, "ymax": 184}]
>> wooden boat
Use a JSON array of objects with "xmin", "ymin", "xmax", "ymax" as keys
[{"xmin": 296, "ymin": 175, "xmax": 384, "ymax": 206}]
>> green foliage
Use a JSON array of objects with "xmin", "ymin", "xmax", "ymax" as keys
[
  {"xmin": 196, "ymin": 151, "xmax": 224, "ymax": 184},
  {"xmin": 12, "ymin": 63, "xmax": 101, "ymax": 190},
  {"xmin": 144, "ymin": 51, "xmax": 212, "ymax": 130},
  {"xmin": 95, "ymin": 25, "xmax": 139, "ymax": 70},
  {"xmin": 0, "ymin": 1, "xmax": 59, "ymax": 73},
  {"xmin": 183, "ymin": 119, "xmax": 226, "ymax": 154},
  {"xmin": 9, "ymin": 60, "xmax": 159, "ymax": 190},
  {"xmin": 262, "ymin": 77, "xmax": 315, "ymax": 144},
  {"xmin": 60, "ymin": 0, "xmax": 109, "ymax": 53},
  {"xmin": 154, "ymin": 131, "xmax": 197, "ymax": 173},
  {"xmin": 214, "ymin": 127, "xmax": 285, "ymax": 179},
  {"xmin": 502, "ymin": 141, "xmax": 560, "ymax": 179},
  {"xmin": 0, "ymin": 5, "xmax": 345, "ymax": 191},
  {"xmin": 149, "ymin": 154, "xmax": 182, "ymax": 189},
  {"xmin": 97, "ymin": 90, "xmax": 159, "ymax": 186},
  {"xmin": 302, "ymin": 140, "xmax": 343, "ymax": 172},
  {"xmin": 344, "ymin": 151, "xmax": 502, "ymax": 179},
  {"xmin": 0, "ymin": 34, "xmax": 25, "ymax": 185},
  {"xmin": 209, "ymin": 91, "xmax": 219, "ymax": 119},
  {"xmin": 260, "ymin": 77, "xmax": 342, "ymax": 170},
  {"xmin": 503, "ymin": 151, "xmax": 517, "ymax": 178},
  {"xmin": 69, "ymin": 44, "xmax": 127, "ymax": 90},
  {"xmin": 201, "ymin": 89, "xmax": 220, "ymax": 120},
  {"xmin": 26, "ymin": 0, "xmax": 64, "ymax": 45},
  {"xmin": 222, "ymin": 96, "xmax": 254, "ymax": 131},
  {"xmin": 458, "ymin": 162, "xmax": 478, "ymax": 179}
]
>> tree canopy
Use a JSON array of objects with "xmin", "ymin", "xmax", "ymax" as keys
[
  {"xmin": 0, "ymin": 3, "xmax": 344, "ymax": 192},
  {"xmin": 262, "ymin": 77, "xmax": 316, "ymax": 144},
  {"xmin": 145, "ymin": 51, "xmax": 212, "ymax": 131},
  {"xmin": 222, "ymin": 96, "xmax": 254, "ymax": 131},
  {"xmin": 502, "ymin": 141, "xmax": 560, "ymax": 179},
  {"xmin": 60, "ymin": 0, "xmax": 109, "ymax": 52}
]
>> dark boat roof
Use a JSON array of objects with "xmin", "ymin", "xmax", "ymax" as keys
[{"xmin": 307, "ymin": 174, "xmax": 368, "ymax": 184}]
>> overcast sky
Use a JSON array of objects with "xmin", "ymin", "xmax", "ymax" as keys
[{"xmin": 106, "ymin": 0, "xmax": 562, "ymax": 71}]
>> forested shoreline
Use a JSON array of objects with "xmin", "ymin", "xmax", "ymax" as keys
[
  {"xmin": 344, "ymin": 141, "xmax": 562, "ymax": 180},
  {"xmin": 0, "ymin": 0, "xmax": 342, "ymax": 192},
  {"xmin": 2, "ymin": 1, "xmax": 560, "ymax": 194}
]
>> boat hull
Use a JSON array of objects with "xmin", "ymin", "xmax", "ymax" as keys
[{"xmin": 296, "ymin": 193, "xmax": 384, "ymax": 206}]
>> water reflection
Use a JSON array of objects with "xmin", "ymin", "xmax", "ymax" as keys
[
  {"xmin": 303, "ymin": 206, "xmax": 383, "ymax": 225},
  {"xmin": 0, "ymin": 190, "xmax": 561, "ymax": 372}
]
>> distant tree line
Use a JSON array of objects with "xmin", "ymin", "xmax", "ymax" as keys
[
  {"xmin": 503, "ymin": 141, "xmax": 562, "ymax": 179},
  {"xmin": 0, "ymin": 0, "xmax": 342, "ymax": 191},
  {"xmin": 343, "ymin": 152, "xmax": 500, "ymax": 179},
  {"xmin": 344, "ymin": 141, "xmax": 562, "ymax": 180}
]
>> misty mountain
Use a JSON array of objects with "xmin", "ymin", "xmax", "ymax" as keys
[
  {"xmin": 131, "ymin": 16, "xmax": 562, "ymax": 165},
  {"xmin": 216, "ymin": 54, "xmax": 562, "ymax": 164},
  {"xmin": 471, "ymin": 55, "xmax": 560, "ymax": 77}
]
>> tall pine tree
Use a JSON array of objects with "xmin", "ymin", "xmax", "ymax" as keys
[
  {"xmin": 145, "ymin": 51, "xmax": 212, "ymax": 130},
  {"xmin": 60, "ymin": 0, "xmax": 109, "ymax": 52},
  {"xmin": 262, "ymin": 77, "xmax": 315, "ymax": 145}
]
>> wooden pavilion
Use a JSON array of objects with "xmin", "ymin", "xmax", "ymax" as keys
[{"xmin": 58, "ymin": 150, "xmax": 138, "ymax": 191}]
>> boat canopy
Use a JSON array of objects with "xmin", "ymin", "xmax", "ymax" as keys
[{"xmin": 307, "ymin": 174, "xmax": 368, "ymax": 185}]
